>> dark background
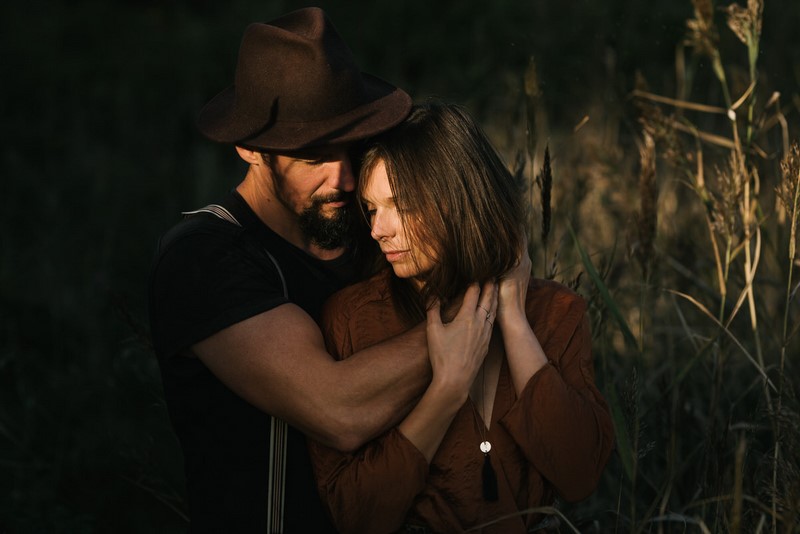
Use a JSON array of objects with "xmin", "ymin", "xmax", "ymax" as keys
[{"xmin": 2, "ymin": 0, "xmax": 798, "ymax": 532}]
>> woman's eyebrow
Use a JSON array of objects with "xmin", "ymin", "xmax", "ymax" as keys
[{"xmin": 362, "ymin": 195, "xmax": 396, "ymax": 205}]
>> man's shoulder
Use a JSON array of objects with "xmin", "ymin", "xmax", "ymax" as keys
[
  {"xmin": 148, "ymin": 213, "xmax": 289, "ymax": 360},
  {"xmin": 151, "ymin": 207, "xmax": 286, "ymax": 276},
  {"xmin": 156, "ymin": 213, "xmax": 246, "ymax": 256}
]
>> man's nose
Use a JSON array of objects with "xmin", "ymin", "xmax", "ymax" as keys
[{"xmin": 328, "ymin": 158, "xmax": 355, "ymax": 192}]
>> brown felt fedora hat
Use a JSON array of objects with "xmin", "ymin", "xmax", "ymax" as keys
[{"xmin": 196, "ymin": 7, "xmax": 411, "ymax": 151}]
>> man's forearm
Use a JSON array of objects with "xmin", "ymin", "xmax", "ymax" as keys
[
  {"xmin": 330, "ymin": 322, "xmax": 430, "ymax": 450},
  {"xmin": 193, "ymin": 304, "xmax": 430, "ymax": 452}
]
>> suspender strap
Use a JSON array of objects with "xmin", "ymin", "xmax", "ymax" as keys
[
  {"xmin": 182, "ymin": 204, "xmax": 241, "ymax": 225},
  {"xmin": 267, "ymin": 416, "xmax": 288, "ymax": 533},
  {"xmin": 263, "ymin": 249, "xmax": 289, "ymax": 534},
  {"xmin": 183, "ymin": 204, "xmax": 289, "ymax": 534}
]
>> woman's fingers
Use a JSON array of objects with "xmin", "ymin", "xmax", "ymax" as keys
[
  {"xmin": 457, "ymin": 280, "xmax": 498, "ymax": 325},
  {"xmin": 497, "ymin": 236, "xmax": 532, "ymax": 327},
  {"xmin": 457, "ymin": 282, "xmax": 482, "ymax": 315},
  {"xmin": 426, "ymin": 299, "xmax": 443, "ymax": 328},
  {"xmin": 478, "ymin": 280, "xmax": 499, "ymax": 327},
  {"xmin": 425, "ymin": 281, "xmax": 500, "ymax": 393}
]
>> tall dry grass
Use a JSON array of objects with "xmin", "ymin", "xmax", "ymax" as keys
[{"xmin": 479, "ymin": 0, "xmax": 800, "ymax": 531}]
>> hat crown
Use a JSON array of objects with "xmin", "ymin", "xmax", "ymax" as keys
[{"xmin": 234, "ymin": 8, "xmax": 364, "ymax": 123}]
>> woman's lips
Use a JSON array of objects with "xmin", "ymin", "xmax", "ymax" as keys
[{"xmin": 383, "ymin": 249, "xmax": 408, "ymax": 262}]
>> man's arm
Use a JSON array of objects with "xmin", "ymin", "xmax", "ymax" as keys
[{"xmin": 192, "ymin": 303, "xmax": 429, "ymax": 452}]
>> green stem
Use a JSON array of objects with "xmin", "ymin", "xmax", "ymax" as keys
[
  {"xmin": 746, "ymin": 34, "xmax": 759, "ymax": 146},
  {"xmin": 712, "ymin": 52, "xmax": 733, "ymax": 109},
  {"xmin": 743, "ymin": 232, "xmax": 769, "ymax": 413},
  {"xmin": 719, "ymin": 238, "xmax": 732, "ymax": 323}
]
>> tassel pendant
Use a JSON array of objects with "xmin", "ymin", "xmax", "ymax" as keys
[{"xmin": 482, "ymin": 452, "xmax": 498, "ymax": 501}]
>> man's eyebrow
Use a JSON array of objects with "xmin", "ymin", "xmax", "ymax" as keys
[
  {"xmin": 283, "ymin": 147, "xmax": 342, "ymax": 159},
  {"xmin": 296, "ymin": 151, "xmax": 328, "ymax": 160}
]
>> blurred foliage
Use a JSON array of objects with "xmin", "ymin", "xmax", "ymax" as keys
[{"xmin": 1, "ymin": 0, "xmax": 798, "ymax": 532}]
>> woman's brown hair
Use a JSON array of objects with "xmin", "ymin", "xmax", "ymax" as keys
[{"xmin": 359, "ymin": 101, "xmax": 527, "ymax": 324}]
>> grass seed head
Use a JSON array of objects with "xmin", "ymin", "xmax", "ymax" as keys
[
  {"xmin": 723, "ymin": 0, "xmax": 763, "ymax": 46},
  {"xmin": 633, "ymin": 132, "xmax": 658, "ymax": 278},
  {"xmin": 777, "ymin": 142, "xmax": 800, "ymax": 260},
  {"xmin": 686, "ymin": 0, "xmax": 720, "ymax": 57}
]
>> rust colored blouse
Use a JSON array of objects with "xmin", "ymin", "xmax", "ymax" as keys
[{"xmin": 309, "ymin": 270, "xmax": 615, "ymax": 534}]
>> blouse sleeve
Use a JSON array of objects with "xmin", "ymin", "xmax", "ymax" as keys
[
  {"xmin": 309, "ymin": 280, "xmax": 430, "ymax": 534},
  {"xmin": 308, "ymin": 430, "xmax": 428, "ymax": 534},
  {"xmin": 498, "ymin": 288, "xmax": 615, "ymax": 502}
]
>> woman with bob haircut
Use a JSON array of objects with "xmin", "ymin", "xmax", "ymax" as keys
[{"xmin": 309, "ymin": 101, "xmax": 614, "ymax": 533}]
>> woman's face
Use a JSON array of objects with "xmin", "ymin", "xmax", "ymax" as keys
[{"xmin": 362, "ymin": 159, "xmax": 436, "ymax": 283}]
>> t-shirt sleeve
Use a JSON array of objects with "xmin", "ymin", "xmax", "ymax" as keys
[{"xmin": 149, "ymin": 224, "xmax": 288, "ymax": 359}]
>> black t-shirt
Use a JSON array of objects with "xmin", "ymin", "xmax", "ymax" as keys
[{"xmin": 149, "ymin": 191, "xmax": 356, "ymax": 533}]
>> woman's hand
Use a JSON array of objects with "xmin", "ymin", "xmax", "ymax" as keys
[
  {"xmin": 426, "ymin": 280, "xmax": 498, "ymax": 399},
  {"xmin": 496, "ymin": 236, "xmax": 549, "ymax": 394},
  {"xmin": 397, "ymin": 281, "xmax": 498, "ymax": 462},
  {"xmin": 497, "ymin": 237, "xmax": 532, "ymax": 329}
]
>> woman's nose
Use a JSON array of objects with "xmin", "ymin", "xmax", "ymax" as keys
[{"xmin": 370, "ymin": 210, "xmax": 393, "ymax": 241}]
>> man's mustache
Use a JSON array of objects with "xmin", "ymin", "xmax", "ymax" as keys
[{"xmin": 312, "ymin": 192, "xmax": 354, "ymax": 206}]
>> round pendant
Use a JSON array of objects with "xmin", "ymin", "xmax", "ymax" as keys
[{"xmin": 480, "ymin": 441, "xmax": 492, "ymax": 453}]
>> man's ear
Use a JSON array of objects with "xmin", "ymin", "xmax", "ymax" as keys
[{"xmin": 235, "ymin": 145, "xmax": 262, "ymax": 165}]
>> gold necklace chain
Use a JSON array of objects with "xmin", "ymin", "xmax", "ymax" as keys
[
  {"xmin": 470, "ymin": 362, "xmax": 492, "ymax": 453},
  {"xmin": 470, "ymin": 359, "xmax": 498, "ymax": 501}
]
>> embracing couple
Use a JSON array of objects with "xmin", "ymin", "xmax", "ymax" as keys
[{"xmin": 148, "ymin": 7, "xmax": 614, "ymax": 534}]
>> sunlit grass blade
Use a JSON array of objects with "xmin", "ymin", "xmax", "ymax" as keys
[
  {"xmin": 607, "ymin": 385, "xmax": 635, "ymax": 483},
  {"xmin": 568, "ymin": 223, "xmax": 639, "ymax": 352},
  {"xmin": 668, "ymin": 290, "xmax": 777, "ymax": 392}
]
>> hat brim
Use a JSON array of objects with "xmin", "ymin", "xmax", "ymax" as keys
[{"xmin": 197, "ymin": 73, "xmax": 411, "ymax": 151}]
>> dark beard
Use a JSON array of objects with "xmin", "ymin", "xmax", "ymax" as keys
[{"xmin": 299, "ymin": 194, "xmax": 355, "ymax": 250}]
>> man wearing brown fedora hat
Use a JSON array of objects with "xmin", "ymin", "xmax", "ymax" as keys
[{"xmin": 148, "ymin": 7, "xmax": 496, "ymax": 533}]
